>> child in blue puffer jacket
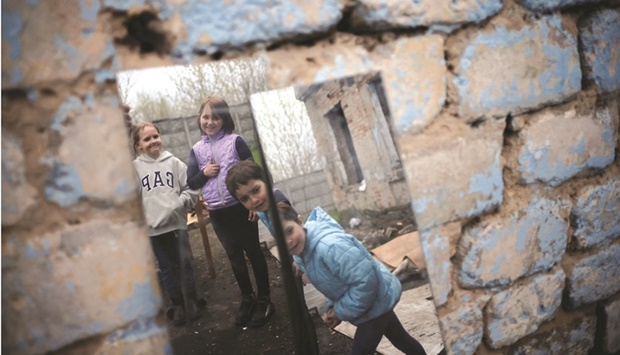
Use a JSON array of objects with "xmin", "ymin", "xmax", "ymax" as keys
[{"xmin": 278, "ymin": 202, "xmax": 427, "ymax": 355}]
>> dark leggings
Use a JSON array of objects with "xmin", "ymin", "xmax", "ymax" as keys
[
  {"xmin": 352, "ymin": 309, "xmax": 426, "ymax": 355},
  {"xmin": 209, "ymin": 203, "xmax": 270, "ymax": 297},
  {"xmin": 150, "ymin": 229, "xmax": 196, "ymax": 305}
]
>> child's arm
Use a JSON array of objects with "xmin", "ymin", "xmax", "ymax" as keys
[
  {"xmin": 187, "ymin": 149, "xmax": 210, "ymax": 190},
  {"xmin": 178, "ymin": 159, "xmax": 199, "ymax": 210}
]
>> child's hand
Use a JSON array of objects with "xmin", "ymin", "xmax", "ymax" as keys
[
  {"xmin": 323, "ymin": 308, "xmax": 341, "ymax": 329},
  {"xmin": 292, "ymin": 262, "xmax": 304, "ymax": 278},
  {"xmin": 248, "ymin": 210, "xmax": 258, "ymax": 222},
  {"xmin": 203, "ymin": 159, "xmax": 220, "ymax": 177}
]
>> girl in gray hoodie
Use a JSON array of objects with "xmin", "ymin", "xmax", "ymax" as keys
[{"xmin": 132, "ymin": 122, "xmax": 204, "ymax": 326}]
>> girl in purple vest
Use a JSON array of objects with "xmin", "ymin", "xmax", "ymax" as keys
[{"xmin": 187, "ymin": 96, "xmax": 275, "ymax": 328}]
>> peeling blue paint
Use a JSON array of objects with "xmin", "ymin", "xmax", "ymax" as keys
[
  {"xmin": 117, "ymin": 276, "xmax": 161, "ymax": 322},
  {"xmin": 455, "ymin": 14, "xmax": 580, "ymax": 117},
  {"xmin": 459, "ymin": 198, "xmax": 568, "ymax": 288},
  {"xmin": 567, "ymin": 244, "xmax": 620, "ymax": 308},
  {"xmin": 54, "ymin": 35, "xmax": 81, "ymax": 72},
  {"xmin": 2, "ymin": 10, "xmax": 23, "ymax": 62},
  {"xmin": 27, "ymin": 90, "xmax": 39, "ymax": 102},
  {"xmin": 52, "ymin": 96, "xmax": 83, "ymax": 131},
  {"xmin": 101, "ymin": 0, "xmax": 146, "ymax": 11},
  {"xmin": 580, "ymin": 9, "xmax": 620, "ymax": 92},
  {"xmin": 27, "ymin": 0, "xmax": 39, "ymax": 5},
  {"xmin": 79, "ymin": 0, "xmax": 100, "ymax": 23},
  {"xmin": 175, "ymin": 0, "xmax": 341, "ymax": 58},
  {"xmin": 518, "ymin": 111, "xmax": 615, "ymax": 186},
  {"xmin": 45, "ymin": 161, "xmax": 85, "ymax": 206},
  {"xmin": 420, "ymin": 228, "xmax": 451, "ymax": 305},
  {"xmin": 571, "ymin": 178, "xmax": 620, "ymax": 249}
]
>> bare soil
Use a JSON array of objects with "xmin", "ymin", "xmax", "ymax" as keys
[{"xmin": 164, "ymin": 223, "xmax": 355, "ymax": 355}]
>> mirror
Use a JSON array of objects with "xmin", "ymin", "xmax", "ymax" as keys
[
  {"xmin": 118, "ymin": 59, "xmax": 444, "ymax": 354},
  {"xmin": 250, "ymin": 73, "xmax": 444, "ymax": 355}
]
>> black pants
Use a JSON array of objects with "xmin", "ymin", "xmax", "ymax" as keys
[
  {"xmin": 150, "ymin": 229, "xmax": 196, "ymax": 305},
  {"xmin": 352, "ymin": 309, "xmax": 426, "ymax": 355},
  {"xmin": 209, "ymin": 203, "xmax": 270, "ymax": 297}
]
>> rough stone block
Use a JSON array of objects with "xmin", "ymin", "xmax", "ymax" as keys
[
  {"xmin": 579, "ymin": 9, "xmax": 620, "ymax": 92},
  {"xmin": 2, "ymin": 220, "xmax": 162, "ymax": 354},
  {"xmin": 516, "ymin": 101, "xmax": 618, "ymax": 186},
  {"xmin": 267, "ymin": 35, "xmax": 447, "ymax": 136},
  {"xmin": 565, "ymin": 243, "xmax": 620, "ymax": 309},
  {"xmin": 1, "ymin": 132, "xmax": 37, "ymax": 226},
  {"xmin": 349, "ymin": 0, "xmax": 502, "ymax": 31},
  {"xmin": 420, "ymin": 225, "xmax": 455, "ymax": 307},
  {"xmin": 1, "ymin": 0, "xmax": 116, "ymax": 88},
  {"xmin": 509, "ymin": 315, "xmax": 596, "ymax": 355},
  {"xmin": 438, "ymin": 303, "xmax": 484, "ymax": 355},
  {"xmin": 484, "ymin": 268, "xmax": 565, "ymax": 348},
  {"xmin": 450, "ymin": 13, "xmax": 581, "ymax": 119},
  {"xmin": 378, "ymin": 36, "xmax": 447, "ymax": 134},
  {"xmin": 458, "ymin": 198, "xmax": 569, "ymax": 288},
  {"xmin": 168, "ymin": 0, "xmax": 342, "ymax": 57},
  {"xmin": 602, "ymin": 297, "xmax": 620, "ymax": 354},
  {"xmin": 518, "ymin": 0, "xmax": 609, "ymax": 11},
  {"xmin": 399, "ymin": 118, "xmax": 504, "ymax": 230},
  {"xmin": 45, "ymin": 94, "xmax": 136, "ymax": 206},
  {"xmin": 571, "ymin": 178, "xmax": 620, "ymax": 249}
]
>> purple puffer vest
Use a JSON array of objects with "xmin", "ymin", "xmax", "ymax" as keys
[{"xmin": 192, "ymin": 131, "xmax": 240, "ymax": 210}]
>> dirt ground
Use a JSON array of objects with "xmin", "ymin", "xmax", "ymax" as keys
[{"xmin": 164, "ymin": 223, "xmax": 355, "ymax": 355}]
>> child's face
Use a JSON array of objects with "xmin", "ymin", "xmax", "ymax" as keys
[
  {"xmin": 282, "ymin": 219, "xmax": 306, "ymax": 255},
  {"xmin": 136, "ymin": 125, "xmax": 162, "ymax": 159},
  {"xmin": 235, "ymin": 179, "xmax": 269, "ymax": 212},
  {"xmin": 200, "ymin": 104, "xmax": 223, "ymax": 136}
]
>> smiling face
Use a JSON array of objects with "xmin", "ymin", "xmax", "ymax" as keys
[
  {"xmin": 200, "ymin": 104, "xmax": 224, "ymax": 137},
  {"xmin": 135, "ymin": 125, "xmax": 163, "ymax": 159},
  {"xmin": 282, "ymin": 219, "xmax": 306, "ymax": 256},
  {"xmin": 235, "ymin": 179, "xmax": 270, "ymax": 212}
]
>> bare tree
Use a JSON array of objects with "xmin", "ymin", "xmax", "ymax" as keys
[
  {"xmin": 251, "ymin": 88, "xmax": 321, "ymax": 181},
  {"xmin": 116, "ymin": 71, "xmax": 135, "ymax": 105}
]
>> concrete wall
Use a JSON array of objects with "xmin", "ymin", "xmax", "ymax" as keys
[
  {"xmin": 2, "ymin": 0, "xmax": 619, "ymax": 354},
  {"xmin": 152, "ymin": 102, "xmax": 257, "ymax": 165},
  {"xmin": 273, "ymin": 170, "xmax": 336, "ymax": 220}
]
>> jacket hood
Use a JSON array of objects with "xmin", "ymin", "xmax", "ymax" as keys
[
  {"xmin": 136, "ymin": 151, "xmax": 173, "ymax": 163},
  {"xmin": 303, "ymin": 207, "xmax": 344, "ymax": 257}
]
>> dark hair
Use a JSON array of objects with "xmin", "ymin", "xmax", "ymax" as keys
[
  {"xmin": 226, "ymin": 160, "xmax": 264, "ymax": 198},
  {"xmin": 196, "ymin": 95, "xmax": 235, "ymax": 135},
  {"xmin": 277, "ymin": 201, "xmax": 301, "ymax": 224},
  {"xmin": 131, "ymin": 122, "xmax": 160, "ymax": 154}
]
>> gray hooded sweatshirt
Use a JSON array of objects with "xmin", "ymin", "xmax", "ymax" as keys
[{"xmin": 133, "ymin": 151, "xmax": 198, "ymax": 237}]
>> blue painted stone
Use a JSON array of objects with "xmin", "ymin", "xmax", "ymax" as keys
[
  {"xmin": 566, "ymin": 243, "xmax": 620, "ymax": 309},
  {"xmin": 579, "ymin": 9, "xmax": 620, "ymax": 92},
  {"xmin": 571, "ymin": 178, "xmax": 620, "ymax": 249},
  {"xmin": 458, "ymin": 198, "xmax": 568, "ymax": 288}
]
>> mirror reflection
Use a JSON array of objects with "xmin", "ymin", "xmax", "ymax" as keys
[
  {"xmin": 118, "ymin": 59, "xmax": 444, "ymax": 354},
  {"xmin": 250, "ymin": 73, "xmax": 444, "ymax": 355}
]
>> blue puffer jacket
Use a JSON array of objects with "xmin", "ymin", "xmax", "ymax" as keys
[{"xmin": 293, "ymin": 207, "xmax": 402, "ymax": 325}]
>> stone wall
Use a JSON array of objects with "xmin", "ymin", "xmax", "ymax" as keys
[{"xmin": 2, "ymin": 0, "xmax": 618, "ymax": 354}]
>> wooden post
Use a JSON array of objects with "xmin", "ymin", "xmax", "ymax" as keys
[{"xmin": 195, "ymin": 199, "xmax": 216, "ymax": 279}]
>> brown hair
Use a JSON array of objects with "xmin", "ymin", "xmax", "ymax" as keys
[
  {"xmin": 131, "ymin": 122, "xmax": 160, "ymax": 153},
  {"xmin": 277, "ymin": 201, "xmax": 302, "ymax": 225},
  {"xmin": 226, "ymin": 160, "xmax": 264, "ymax": 198},
  {"xmin": 197, "ymin": 95, "xmax": 235, "ymax": 135}
]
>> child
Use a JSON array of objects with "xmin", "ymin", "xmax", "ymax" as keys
[
  {"xmin": 226, "ymin": 160, "xmax": 320, "ymax": 351},
  {"xmin": 187, "ymin": 96, "xmax": 274, "ymax": 328},
  {"xmin": 278, "ymin": 202, "xmax": 427, "ymax": 355},
  {"xmin": 225, "ymin": 159, "xmax": 291, "ymax": 235},
  {"xmin": 132, "ymin": 122, "xmax": 204, "ymax": 326}
]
